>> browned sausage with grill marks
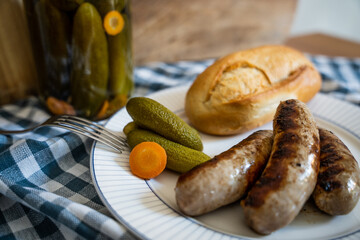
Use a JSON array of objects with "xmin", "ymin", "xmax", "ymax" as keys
[
  {"xmin": 313, "ymin": 128, "xmax": 360, "ymax": 215},
  {"xmin": 241, "ymin": 99, "xmax": 320, "ymax": 235},
  {"xmin": 175, "ymin": 130, "xmax": 273, "ymax": 216}
]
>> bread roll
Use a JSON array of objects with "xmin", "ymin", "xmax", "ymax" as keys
[{"xmin": 185, "ymin": 45, "xmax": 321, "ymax": 135}]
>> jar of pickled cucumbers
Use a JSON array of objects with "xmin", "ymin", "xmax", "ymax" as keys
[{"xmin": 23, "ymin": 0, "xmax": 133, "ymax": 120}]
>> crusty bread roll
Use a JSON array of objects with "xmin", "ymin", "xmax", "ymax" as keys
[{"xmin": 185, "ymin": 45, "xmax": 322, "ymax": 135}]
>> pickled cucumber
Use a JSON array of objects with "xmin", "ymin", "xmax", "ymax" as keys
[
  {"xmin": 126, "ymin": 97, "xmax": 203, "ymax": 151},
  {"xmin": 52, "ymin": 0, "xmax": 84, "ymax": 11},
  {"xmin": 123, "ymin": 121, "xmax": 138, "ymax": 136},
  {"xmin": 108, "ymin": 13, "xmax": 133, "ymax": 97},
  {"xmin": 35, "ymin": 0, "xmax": 71, "ymax": 100},
  {"xmin": 94, "ymin": 0, "xmax": 133, "ymax": 103},
  {"xmin": 91, "ymin": 0, "xmax": 133, "ymax": 115},
  {"xmin": 127, "ymin": 129, "xmax": 211, "ymax": 173},
  {"xmin": 71, "ymin": 2, "xmax": 109, "ymax": 118}
]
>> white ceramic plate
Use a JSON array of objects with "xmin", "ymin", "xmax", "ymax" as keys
[{"xmin": 90, "ymin": 85, "xmax": 360, "ymax": 240}]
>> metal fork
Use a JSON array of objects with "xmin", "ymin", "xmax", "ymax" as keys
[{"xmin": 0, "ymin": 115, "xmax": 128, "ymax": 153}]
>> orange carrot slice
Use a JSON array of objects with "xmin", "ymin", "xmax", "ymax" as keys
[
  {"xmin": 95, "ymin": 100, "xmax": 109, "ymax": 120},
  {"xmin": 103, "ymin": 10, "xmax": 124, "ymax": 36},
  {"xmin": 46, "ymin": 97, "xmax": 75, "ymax": 115},
  {"xmin": 129, "ymin": 142, "xmax": 167, "ymax": 179}
]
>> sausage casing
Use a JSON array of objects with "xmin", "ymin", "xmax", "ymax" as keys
[
  {"xmin": 313, "ymin": 128, "xmax": 360, "ymax": 215},
  {"xmin": 175, "ymin": 130, "xmax": 273, "ymax": 216},
  {"xmin": 241, "ymin": 99, "xmax": 320, "ymax": 235}
]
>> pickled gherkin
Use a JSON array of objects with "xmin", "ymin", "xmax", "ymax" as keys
[
  {"xmin": 91, "ymin": 0, "xmax": 133, "ymax": 113},
  {"xmin": 71, "ymin": 3, "xmax": 109, "ymax": 118},
  {"xmin": 35, "ymin": 0, "xmax": 71, "ymax": 100},
  {"xmin": 108, "ymin": 13, "xmax": 134, "ymax": 98},
  {"xmin": 126, "ymin": 97, "xmax": 203, "ymax": 151}
]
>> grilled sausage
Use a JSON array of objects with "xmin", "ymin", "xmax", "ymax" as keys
[
  {"xmin": 241, "ymin": 99, "xmax": 320, "ymax": 235},
  {"xmin": 175, "ymin": 130, "xmax": 273, "ymax": 216},
  {"xmin": 313, "ymin": 128, "xmax": 360, "ymax": 215}
]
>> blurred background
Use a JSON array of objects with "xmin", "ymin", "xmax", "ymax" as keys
[
  {"xmin": 1, "ymin": 0, "xmax": 359, "ymax": 106},
  {"xmin": 286, "ymin": 0, "xmax": 360, "ymax": 58},
  {"xmin": 291, "ymin": 0, "xmax": 360, "ymax": 43}
]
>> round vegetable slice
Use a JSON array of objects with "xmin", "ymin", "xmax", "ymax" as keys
[
  {"xmin": 129, "ymin": 142, "xmax": 167, "ymax": 179},
  {"xmin": 103, "ymin": 10, "xmax": 124, "ymax": 35}
]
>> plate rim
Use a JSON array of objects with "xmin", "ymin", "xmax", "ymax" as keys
[{"xmin": 90, "ymin": 84, "xmax": 360, "ymax": 240}]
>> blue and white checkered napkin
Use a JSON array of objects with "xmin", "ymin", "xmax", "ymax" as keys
[{"xmin": 0, "ymin": 55, "xmax": 359, "ymax": 239}]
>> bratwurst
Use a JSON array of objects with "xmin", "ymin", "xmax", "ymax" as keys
[
  {"xmin": 241, "ymin": 99, "xmax": 320, "ymax": 235},
  {"xmin": 175, "ymin": 130, "xmax": 273, "ymax": 216},
  {"xmin": 313, "ymin": 128, "xmax": 360, "ymax": 215}
]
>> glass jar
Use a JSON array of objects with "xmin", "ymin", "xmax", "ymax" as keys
[{"xmin": 23, "ymin": 0, "xmax": 133, "ymax": 120}]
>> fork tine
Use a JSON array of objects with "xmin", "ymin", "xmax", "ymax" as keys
[
  {"xmin": 61, "ymin": 115, "xmax": 126, "ymax": 141},
  {"xmin": 48, "ymin": 123, "xmax": 125, "ymax": 153},
  {"xmin": 51, "ymin": 115, "xmax": 128, "ymax": 152},
  {"xmin": 57, "ymin": 115, "xmax": 127, "ymax": 148},
  {"xmin": 62, "ymin": 115, "xmax": 121, "ymax": 137}
]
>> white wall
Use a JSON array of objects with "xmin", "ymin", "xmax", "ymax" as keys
[{"xmin": 290, "ymin": 0, "xmax": 360, "ymax": 43}]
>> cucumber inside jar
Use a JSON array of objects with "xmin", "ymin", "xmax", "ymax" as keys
[
  {"xmin": 71, "ymin": 1, "xmax": 133, "ymax": 119},
  {"xmin": 34, "ymin": 0, "xmax": 72, "ymax": 102},
  {"xmin": 24, "ymin": 0, "xmax": 133, "ymax": 120},
  {"xmin": 70, "ymin": 2, "xmax": 109, "ymax": 119}
]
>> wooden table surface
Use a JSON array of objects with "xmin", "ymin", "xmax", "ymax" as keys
[
  {"xmin": 131, "ymin": 0, "xmax": 360, "ymax": 63},
  {"xmin": 285, "ymin": 33, "xmax": 360, "ymax": 58},
  {"xmin": 131, "ymin": 0, "xmax": 298, "ymax": 65}
]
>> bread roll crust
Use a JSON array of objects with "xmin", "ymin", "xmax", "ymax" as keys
[{"xmin": 185, "ymin": 45, "xmax": 322, "ymax": 135}]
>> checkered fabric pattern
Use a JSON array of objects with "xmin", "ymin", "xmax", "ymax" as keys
[{"xmin": 0, "ymin": 55, "xmax": 359, "ymax": 239}]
